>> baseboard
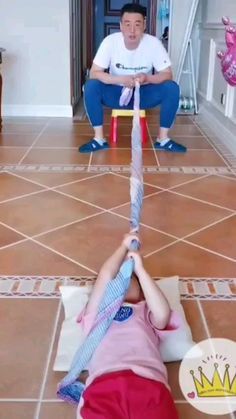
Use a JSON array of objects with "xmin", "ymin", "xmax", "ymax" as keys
[
  {"xmin": 197, "ymin": 94, "xmax": 236, "ymax": 157},
  {"xmin": 2, "ymin": 105, "xmax": 73, "ymax": 118}
]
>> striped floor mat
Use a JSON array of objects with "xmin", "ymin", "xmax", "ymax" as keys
[{"xmin": 0, "ymin": 277, "xmax": 235, "ymax": 300}]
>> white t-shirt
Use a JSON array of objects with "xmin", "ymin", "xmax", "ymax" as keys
[{"xmin": 93, "ymin": 32, "xmax": 171, "ymax": 76}]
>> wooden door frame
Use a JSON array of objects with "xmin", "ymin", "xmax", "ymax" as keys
[
  {"xmin": 84, "ymin": 0, "xmax": 94, "ymax": 71},
  {"xmin": 149, "ymin": 0, "xmax": 158, "ymax": 36},
  {"xmin": 85, "ymin": 0, "xmax": 157, "ymax": 69}
]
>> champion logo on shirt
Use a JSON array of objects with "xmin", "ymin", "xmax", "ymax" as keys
[
  {"xmin": 116, "ymin": 63, "xmax": 148, "ymax": 71},
  {"xmin": 114, "ymin": 306, "xmax": 133, "ymax": 322}
]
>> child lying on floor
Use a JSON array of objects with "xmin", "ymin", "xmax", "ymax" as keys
[{"xmin": 77, "ymin": 233, "xmax": 179, "ymax": 419}]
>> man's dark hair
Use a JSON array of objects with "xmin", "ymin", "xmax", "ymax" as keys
[{"xmin": 121, "ymin": 3, "xmax": 146, "ymax": 19}]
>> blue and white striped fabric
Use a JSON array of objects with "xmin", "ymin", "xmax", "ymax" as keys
[
  {"xmin": 57, "ymin": 84, "xmax": 143, "ymax": 404},
  {"xmin": 130, "ymin": 83, "xmax": 144, "ymax": 235}
]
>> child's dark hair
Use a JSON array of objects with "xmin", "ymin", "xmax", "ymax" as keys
[{"xmin": 121, "ymin": 3, "xmax": 146, "ymax": 19}]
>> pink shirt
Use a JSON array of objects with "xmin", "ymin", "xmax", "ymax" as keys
[{"xmin": 77, "ymin": 301, "xmax": 180, "ymax": 389}]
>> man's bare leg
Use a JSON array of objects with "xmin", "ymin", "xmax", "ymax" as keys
[
  {"xmin": 158, "ymin": 127, "xmax": 169, "ymax": 143},
  {"xmin": 94, "ymin": 126, "xmax": 105, "ymax": 142}
]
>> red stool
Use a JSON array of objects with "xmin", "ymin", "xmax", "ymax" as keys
[{"xmin": 110, "ymin": 109, "xmax": 148, "ymax": 144}]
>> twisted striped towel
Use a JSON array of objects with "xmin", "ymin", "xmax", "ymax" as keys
[{"xmin": 57, "ymin": 83, "xmax": 143, "ymax": 404}]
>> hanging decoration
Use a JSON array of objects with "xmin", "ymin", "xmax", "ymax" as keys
[{"xmin": 217, "ymin": 16, "xmax": 236, "ymax": 86}]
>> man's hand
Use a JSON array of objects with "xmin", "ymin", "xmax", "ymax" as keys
[
  {"xmin": 127, "ymin": 250, "xmax": 144, "ymax": 273},
  {"xmin": 122, "ymin": 233, "xmax": 140, "ymax": 250},
  {"xmin": 134, "ymin": 72, "xmax": 148, "ymax": 85},
  {"xmin": 121, "ymin": 75, "xmax": 136, "ymax": 88}
]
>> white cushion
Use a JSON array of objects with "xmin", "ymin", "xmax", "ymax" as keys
[{"xmin": 53, "ymin": 276, "xmax": 195, "ymax": 371}]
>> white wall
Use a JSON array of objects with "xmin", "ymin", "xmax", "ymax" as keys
[
  {"xmin": 202, "ymin": 0, "xmax": 236, "ymax": 23},
  {"xmin": 197, "ymin": 0, "xmax": 236, "ymax": 155},
  {"xmin": 0, "ymin": 0, "xmax": 72, "ymax": 117}
]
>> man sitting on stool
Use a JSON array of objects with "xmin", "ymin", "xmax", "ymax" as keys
[{"xmin": 79, "ymin": 3, "xmax": 186, "ymax": 154}]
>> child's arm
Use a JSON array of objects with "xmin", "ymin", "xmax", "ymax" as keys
[
  {"xmin": 128, "ymin": 251, "xmax": 170, "ymax": 329},
  {"xmin": 85, "ymin": 233, "xmax": 140, "ymax": 316}
]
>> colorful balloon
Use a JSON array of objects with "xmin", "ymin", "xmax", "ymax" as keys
[{"xmin": 217, "ymin": 17, "xmax": 236, "ymax": 86}]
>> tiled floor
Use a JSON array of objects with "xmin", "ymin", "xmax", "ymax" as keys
[{"xmin": 0, "ymin": 110, "xmax": 236, "ymax": 419}]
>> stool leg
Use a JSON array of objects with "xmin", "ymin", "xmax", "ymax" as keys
[
  {"xmin": 110, "ymin": 116, "xmax": 118, "ymax": 144},
  {"xmin": 140, "ymin": 117, "xmax": 148, "ymax": 144}
]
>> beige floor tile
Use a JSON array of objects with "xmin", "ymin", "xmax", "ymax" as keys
[
  {"xmin": 91, "ymin": 148, "xmax": 157, "ymax": 166},
  {"xmin": 3, "ymin": 116, "xmax": 49, "ymax": 123},
  {"xmin": 43, "ymin": 124, "xmax": 93, "ymax": 135},
  {"xmin": 219, "ymin": 174, "xmax": 236, "ymax": 180},
  {"xmin": 0, "ymin": 403, "xmax": 36, "ymax": 419},
  {"xmin": 106, "ymin": 133, "xmax": 153, "ymax": 148},
  {"xmin": 0, "ymin": 190, "xmax": 99, "ymax": 236},
  {"xmin": 104, "ymin": 124, "xmax": 133, "ymax": 137},
  {"xmin": 174, "ymin": 116, "xmax": 196, "ymax": 125},
  {"xmin": 0, "ymin": 299, "xmax": 58, "ymax": 398},
  {"xmin": 170, "ymin": 124, "xmax": 204, "ymax": 136},
  {"xmin": 0, "ymin": 148, "xmax": 29, "ymax": 164},
  {"xmin": 112, "ymin": 191, "xmax": 231, "ymax": 237},
  {"xmin": 144, "ymin": 242, "xmax": 236, "ymax": 277},
  {"xmin": 148, "ymin": 124, "xmax": 203, "ymax": 137},
  {"xmin": 20, "ymin": 149, "xmax": 90, "ymax": 165},
  {"xmin": 0, "ymin": 172, "xmax": 44, "ymax": 201},
  {"xmin": 56, "ymin": 173, "xmax": 160, "ymax": 209},
  {"xmin": 176, "ymin": 402, "xmax": 232, "ymax": 418},
  {"xmin": 35, "ymin": 133, "xmax": 94, "ymax": 148},
  {"xmin": 188, "ymin": 216, "xmax": 236, "ymax": 260},
  {"xmin": 0, "ymin": 240, "xmax": 92, "ymax": 275},
  {"xmin": 48, "ymin": 118, "xmax": 90, "ymax": 127},
  {"xmin": 147, "ymin": 114, "xmax": 194, "ymax": 125},
  {"xmin": 15, "ymin": 172, "xmax": 97, "ymax": 188},
  {"xmin": 157, "ymin": 150, "xmax": 226, "ymax": 167},
  {"xmin": 1, "ymin": 123, "xmax": 45, "ymax": 134},
  {"xmin": 38, "ymin": 212, "xmax": 174, "ymax": 273},
  {"xmin": 0, "ymin": 133, "xmax": 38, "ymax": 147},
  {"xmin": 200, "ymin": 301, "xmax": 236, "ymax": 340},
  {"xmin": 143, "ymin": 173, "xmax": 204, "ymax": 189},
  {"xmin": 38, "ymin": 403, "xmax": 77, "ymax": 419},
  {"xmin": 152, "ymin": 135, "xmax": 212, "ymax": 150},
  {"xmin": 173, "ymin": 175, "xmax": 236, "ymax": 210},
  {"xmin": 170, "ymin": 136, "xmax": 213, "ymax": 149},
  {"xmin": 0, "ymin": 224, "xmax": 24, "ymax": 248}
]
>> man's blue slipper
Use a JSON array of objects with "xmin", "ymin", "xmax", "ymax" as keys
[
  {"xmin": 79, "ymin": 139, "xmax": 110, "ymax": 153},
  {"xmin": 154, "ymin": 139, "xmax": 187, "ymax": 153}
]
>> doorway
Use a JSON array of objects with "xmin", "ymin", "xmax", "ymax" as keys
[
  {"xmin": 70, "ymin": 0, "xmax": 94, "ymax": 114},
  {"xmin": 94, "ymin": 0, "xmax": 151, "ymax": 53},
  {"xmin": 156, "ymin": 0, "xmax": 170, "ymax": 50}
]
